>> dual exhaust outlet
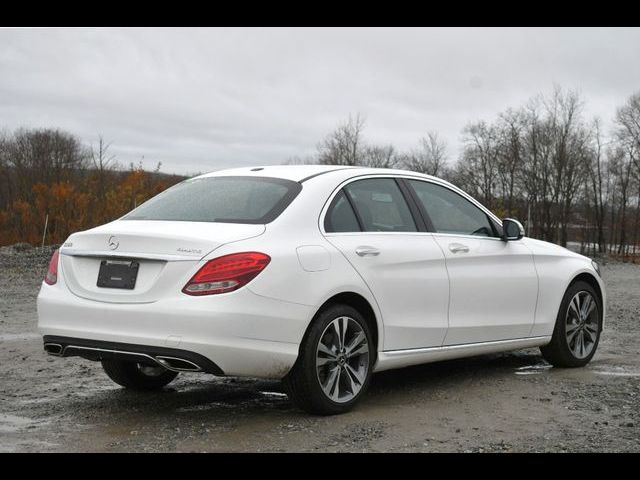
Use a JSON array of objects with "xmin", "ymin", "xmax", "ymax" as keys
[{"xmin": 44, "ymin": 342, "xmax": 203, "ymax": 373}]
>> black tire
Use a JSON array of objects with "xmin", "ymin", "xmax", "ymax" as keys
[
  {"xmin": 101, "ymin": 359, "xmax": 179, "ymax": 390},
  {"xmin": 283, "ymin": 304, "xmax": 374, "ymax": 415},
  {"xmin": 540, "ymin": 280, "xmax": 602, "ymax": 368}
]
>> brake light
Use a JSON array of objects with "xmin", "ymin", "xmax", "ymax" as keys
[
  {"xmin": 182, "ymin": 252, "xmax": 271, "ymax": 296},
  {"xmin": 45, "ymin": 249, "xmax": 60, "ymax": 285}
]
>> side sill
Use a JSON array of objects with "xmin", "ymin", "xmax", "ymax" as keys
[{"xmin": 374, "ymin": 336, "xmax": 551, "ymax": 373}]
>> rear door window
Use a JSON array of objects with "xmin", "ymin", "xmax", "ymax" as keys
[
  {"xmin": 342, "ymin": 178, "xmax": 417, "ymax": 232},
  {"xmin": 324, "ymin": 190, "xmax": 361, "ymax": 232}
]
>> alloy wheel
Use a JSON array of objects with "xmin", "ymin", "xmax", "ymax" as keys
[
  {"xmin": 315, "ymin": 316, "xmax": 370, "ymax": 403},
  {"xmin": 565, "ymin": 291, "xmax": 599, "ymax": 359}
]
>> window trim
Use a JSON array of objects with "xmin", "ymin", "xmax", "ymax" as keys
[
  {"xmin": 342, "ymin": 188, "xmax": 365, "ymax": 231},
  {"xmin": 397, "ymin": 178, "xmax": 433, "ymax": 232},
  {"xmin": 319, "ymin": 173, "xmax": 503, "ymax": 239},
  {"xmin": 404, "ymin": 178, "xmax": 502, "ymax": 238},
  {"xmin": 396, "ymin": 179, "xmax": 428, "ymax": 231}
]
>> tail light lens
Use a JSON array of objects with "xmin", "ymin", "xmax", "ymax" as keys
[
  {"xmin": 45, "ymin": 249, "xmax": 60, "ymax": 285},
  {"xmin": 182, "ymin": 252, "xmax": 271, "ymax": 296}
]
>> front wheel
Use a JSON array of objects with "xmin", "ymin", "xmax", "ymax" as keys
[
  {"xmin": 284, "ymin": 304, "xmax": 374, "ymax": 415},
  {"xmin": 101, "ymin": 359, "xmax": 179, "ymax": 390},
  {"xmin": 540, "ymin": 280, "xmax": 602, "ymax": 367}
]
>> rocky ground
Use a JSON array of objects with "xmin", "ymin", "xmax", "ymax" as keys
[{"xmin": 1, "ymin": 244, "xmax": 638, "ymax": 452}]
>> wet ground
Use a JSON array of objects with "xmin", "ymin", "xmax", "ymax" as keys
[{"xmin": 1, "ymin": 245, "xmax": 639, "ymax": 452}]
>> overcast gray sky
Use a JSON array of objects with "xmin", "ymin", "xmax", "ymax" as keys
[{"xmin": 1, "ymin": 27, "xmax": 639, "ymax": 175}]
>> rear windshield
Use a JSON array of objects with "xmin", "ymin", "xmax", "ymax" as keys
[{"xmin": 123, "ymin": 176, "xmax": 302, "ymax": 224}]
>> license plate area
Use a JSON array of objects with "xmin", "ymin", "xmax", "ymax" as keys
[{"xmin": 97, "ymin": 259, "xmax": 139, "ymax": 290}]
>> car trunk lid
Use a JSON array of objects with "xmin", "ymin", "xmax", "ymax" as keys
[{"xmin": 59, "ymin": 220, "xmax": 265, "ymax": 303}]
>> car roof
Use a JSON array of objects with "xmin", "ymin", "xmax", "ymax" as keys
[{"xmin": 197, "ymin": 165, "xmax": 439, "ymax": 183}]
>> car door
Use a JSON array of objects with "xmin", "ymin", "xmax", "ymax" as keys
[
  {"xmin": 322, "ymin": 177, "xmax": 449, "ymax": 351},
  {"xmin": 405, "ymin": 179, "xmax": 538, "ymax": 345}
]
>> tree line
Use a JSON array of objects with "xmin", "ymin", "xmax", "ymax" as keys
[
  {"xmin": 2, "ymin": 86, "xmax": 639, "ymax": 257},
  {"xmin": 288, "ymin": 87, "xmax": 640, "ymax": 258},
  {"xmin": 0, "ymin": 129, "xmax": 184, "ymax": 246}
]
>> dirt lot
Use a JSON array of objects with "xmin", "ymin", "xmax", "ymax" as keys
[{"xmin": 1, "ymin": 245, "xmax": 639, "ymax": 452}]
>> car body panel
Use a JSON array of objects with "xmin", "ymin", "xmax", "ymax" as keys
[
  {"xmin": 522, "ymin": 237, "xmax": 606, "ymax": 336},
  {"xmin": 37, "ymin": 265, "xmax": 313, "ymax": 378},
  {"xmin": 324, "ymin": 232, "xmax": 449, "ymax": 350},
  {"xmin": 433, "ymin": 234, "xmax": 538, "ymax": 345}
]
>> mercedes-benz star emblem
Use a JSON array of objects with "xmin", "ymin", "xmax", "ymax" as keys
[{"xmin": 108, "ymin": 236, "xmax": 119, "ymax": 250}]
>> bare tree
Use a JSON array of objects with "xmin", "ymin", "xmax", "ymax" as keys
[
  {"xmin": 317, "ymin": 113, "xmax": 366, "ymax": 166},
  {"xmin": 363, "ymin": 144, "xmax": 397, "ymax": 168},
  {"xmin": 282, "ymin": 155, "xmax": 317, "ymax": 165},
  {"xmin": 401, "ymin": 131, "xmax": 448, "ymax": 176},
  {"xmin": 616, "ymin": 92, "xmax": 640, "ymax": 255},
  {"xmin": 456, "ymin": 120, "xmax": 500, "ymax": 209},
  {"xmin": 90, "ymin": 136, "xmax": 117, "ymax": 205},
  {"xmin": 616, "ymin": 91, "xmax": 640, "ymax": 151},
  {"xmin": 544, "ymin": 87, "xmax": 588, "ymax": 246},
  {"xmin": 0, "ymin": 129, "xmax": 10, "ymax": 210},
  {"xmin": 2, "ymin": 128, "xmax": 89, "ymax": 203},
  {"xmin": 586, "ymin": 119, "xmax": 608, "ymax": 253},
  {"xmin": 495, "ymin": 109, "xmax": 524, "ymax": 217}
]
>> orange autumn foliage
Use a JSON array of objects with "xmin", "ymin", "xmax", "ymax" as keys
[{"xmin": 0, "ymin": 166, "xmax": 182, "ymax": 246}]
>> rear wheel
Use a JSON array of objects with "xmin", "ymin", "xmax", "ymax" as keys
[
  {"xmin": 101, "ymin": 359, "xmax": 178, "ymax": 390},
  {"xmin": 540, "ymin": 280, "xmax": 602, "ymax": 367},
  {"xmin": 284, "ymin": 304, "xmax": 374, "ymax": 415}
]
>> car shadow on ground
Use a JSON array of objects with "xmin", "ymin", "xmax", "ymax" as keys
[
  {"xmin": 56, "ymin": 349, "xmax": 549, "ymax": 421},
  {"xmin": 371, "ymin": 349, "xmax": 548, "ymax": 390}
]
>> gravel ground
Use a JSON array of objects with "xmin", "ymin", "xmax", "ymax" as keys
[{"xmin": 1, "ymin": 245, "xmax": 639, "ymax": 452}]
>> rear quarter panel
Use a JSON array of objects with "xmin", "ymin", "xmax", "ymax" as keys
[{"xmin": 200, "ymin": 176, "xmax": 385, "ymax": 350}]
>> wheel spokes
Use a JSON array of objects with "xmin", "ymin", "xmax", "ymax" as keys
[
  {"xmin": 316, "ymin": 356, "xmax": 334, "ymax": 367},
  {"xmin": 566, "ymin": 323, "xmax": 580, "ymax": 344},
  {"xmin": 348, "ymin": 342, "xmax": 369, "ymax": 357},
  {"xmin": 580, "ymin": 295, "xmax": 592, "ymax": 319},
  {"xmin": 340, "ymin": 317, "xmax": 349, "ymax": 350},
  {"xmin": 343, "ymin": 365, "xmax": 358, "ymax": 394},
  {"xmin": 345, "ymin": 363, "xmax": 365, "ymax": 386},
  {"xmin": 317, "ymin": 342, "xmax": 337, "ymax": 359},
  {"xmin": 345, "ymin": 330, "xmax": 366, "ymax": 356},
  {"xmin": 584, "ymin": 300, "xmax": 596, "ymax": 319},
  {"xmin": 330, "ymin": 367, "xmax": 342, "ymax": 400},
  {"xmin": 578, "ymin": 331, "xmax": 585, "ymax": 356},
  {"xmin": 569, "ymin": 295, "xmax": 581, "ymax": 319},
  {"xmin": 583, "ymin": 325, "xmax": 597, "ymax": 342},
  {"xmin": 321, "ymin": 366, "xmax": 340, "ymax": 397}
]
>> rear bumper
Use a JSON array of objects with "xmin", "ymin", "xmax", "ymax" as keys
[
  {"xmin": 37, "ymin": 278, "xmax": 314, "ymax": 379},
  {"xmin": 43, "ymin": 335, "xmax": 225, "ymax": 374}
]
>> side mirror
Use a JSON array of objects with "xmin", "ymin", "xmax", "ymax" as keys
[{"xmin": 502, "ymin": 218, "xmax": 524, "ymax": 241}]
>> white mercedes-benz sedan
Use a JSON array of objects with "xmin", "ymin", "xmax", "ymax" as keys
[{"xmin": 38, "ymin": 165, "xmax": 605, "ymax": 414}]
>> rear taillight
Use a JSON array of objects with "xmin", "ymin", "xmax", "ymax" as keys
[
  {"xmin": 182, "ymin": 252, "xmax": 271, "ymax": 296},
  {"xmin": 45, "ymin": 249, "xmax": 60, "ymax": 285}
]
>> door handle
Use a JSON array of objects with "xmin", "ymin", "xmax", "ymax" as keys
[
  {"xmin": 355, "ymin": 246, "xmax": 380, "ymax": 257},
  {"xmin": 448, "ymin": 243, "xmax": 469, "ymax": 254}
]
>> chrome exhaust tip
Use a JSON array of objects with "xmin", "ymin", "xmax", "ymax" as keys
[
  {"xmin": 155, "ymin": 356, "xmax": 202, "ymax": 372},
  {"xmin": 44, "ymin": 343, "xmax": 63, "ymax": 356}
]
